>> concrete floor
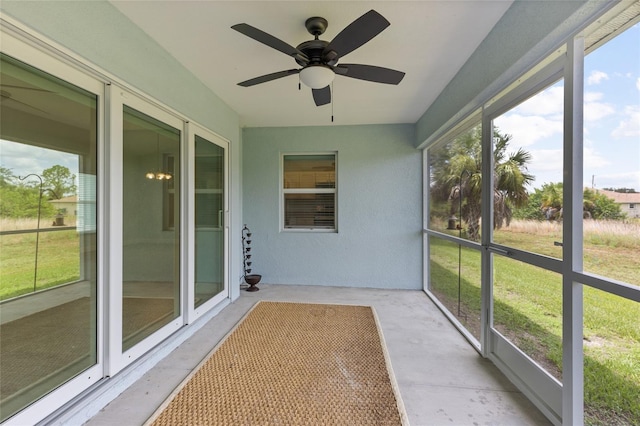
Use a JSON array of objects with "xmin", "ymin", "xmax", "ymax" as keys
[{"xmin": 84, "ymin": 285, "xmax": 551, "ymax": 426}]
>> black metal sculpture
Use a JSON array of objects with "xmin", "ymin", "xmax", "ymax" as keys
[{"xmin": 242, "ymin": 224, "xmax": 262, "ymax": 291}]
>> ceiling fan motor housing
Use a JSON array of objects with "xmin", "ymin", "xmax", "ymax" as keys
[
  {"xmin": 298, "ymin": 17, "xmax": 338, "ymax": 67},
  {"xmin": 305, "ymin": 16, "xmax": 328, "ymax": 37},
  {"xmin": 295, "ymin": 39, "xmax": 333, "ymax": 66}
]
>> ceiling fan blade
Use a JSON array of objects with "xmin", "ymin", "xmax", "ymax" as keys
[
  {"xmin": 335, "ymin": 64, "xmax": 405, "ymax": 85},
  {"xmin": 232, "ymin": 23, "xmax": 308, "ymax": 63},
  {"xmin": 238, "ymin": 69, "xmax": 300, "ymax": 87},
  {"xmin": 312, "ymin": 86, "xmax": 331, "ymax": 106},
  {"xmin": 323, "ymin": 10, "xmax": 390, "ymax": 60},
  {"xmin": 333, "ymin": 66, "xmax": 349, "ymax": 76},
  {"xmin": 0, "ymin": 84, "xmax": 54, "ymax": 93},
  {"xmin": 0, "ymin": 95, "xmax": 49, "ymax": 114}
]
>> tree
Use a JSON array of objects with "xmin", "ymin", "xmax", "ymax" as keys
[
  {"xmin": 0, "ymin": 166, "xmax": 16, "ymax": 187},
  {"xmin": 512, "ymin": 182, "xmax": 626, "ymax": 221},
  {"xmin": 540, "ymin": 182, "xmax": 563, "ymax": 210},
  {"xmin": 603, "ymin": 187, "xmax": 637, "ymax": 193},
  {"xmin": 41, "ymin": 165, "xmax": 76, "ymax": 198},
  {"xmin": 512, "ymin": 188, "xmax": 545, "ymax": 221},
  {"xmin": 0, "ymin": 175, "xmax": 57, "ymax": 218},
  {"xmin": 430, "ymin": 126, "xmax": 533, "ymax": 241},
  {"xmin": 584, "ymin": 189, "xmax": 625, "ymax": 220},
  {"xmin": 0, "ymin": 167, "xmax": 62, "ymax": 219},
  {"xmin": 512, "ymin": 183, "xmax": 564, "ymax": 221},
  {"xmin": 539, "ymin": 182, "xmax": 564, "ymax": 220}
]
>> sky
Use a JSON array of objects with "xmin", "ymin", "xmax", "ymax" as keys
[
  {"xmin": 1, "ymin": 23, "xmax": 639, "ymax": 193},
  {"xmin": 0, "ymin": 140, "xmax": 79, "ymax": 184},
  {"xmin": 495, "ymin": 23, "xmax": 640, "ymax": 191}
]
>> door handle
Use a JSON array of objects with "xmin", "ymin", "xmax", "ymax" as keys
[{"xmin": 486, "ymin": 246, "xmax": 512, "ymax": 256}]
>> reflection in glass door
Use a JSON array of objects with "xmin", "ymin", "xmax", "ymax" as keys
[
  {"xmin": 122, "ymin": 106, "xmax": 180, "ymax": 351},
  {"xmin": 194, "ymin": 135, "xmax": 225, "ymax": 307},
  {"xmin": 0, "ymin": 53, "xmax": 98, "ymax": 421}
]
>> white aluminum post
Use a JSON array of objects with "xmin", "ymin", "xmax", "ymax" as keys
[
  {"xmin": 105, "ymin": 83, "xmax": 124, "ymax": 375},
  {"xmin": 562, "ymin": 35, "xmax": 585, "ymax": 426},
  {"xmin": 184, "ymin": 122, "xmax": 194, "ymax": 322},
  {"xmin": 480, "ymin": 112, "xmax": 493, "ymax": 357},
  {"xmin": 423, "ymin": 149, "xmax": 430, "ymax": 292}
]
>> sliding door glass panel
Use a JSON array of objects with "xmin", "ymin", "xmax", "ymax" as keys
[
  {"xmin": 583, "ymin": 286, "xmax": 640, "ymax": 424},
  {"xmin": 492, "ymin": 256, "xmax": 562, "ymax": 381},
  {"xmin": 429, "ymin": 236, "xmax": 481, "ymax": 341},
  {"xmin": 0, "ymin": 53, "xmax": 98, "ymax": 421},
  {"xmin": 582, "ymin": 24, "xmax": 639, "ymax": 288},
  {"xmin": 122, "ymin": 106, "xmax": 180, "ymax": 351},
  {"xmin": 492, "ymin": 81, "xmax": 564, "ymax": 259},
  {"xmin": 194, "ymin": 135, "xmax": 224, "ymax": 307},
  {"xmin": 429, "ymin": 123, "xmax": 483, "ymax": 242}
]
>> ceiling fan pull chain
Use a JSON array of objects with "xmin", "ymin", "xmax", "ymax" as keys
[{"xmin": 331, "ymin": 82, "xmax": 334, "ymax": 123}]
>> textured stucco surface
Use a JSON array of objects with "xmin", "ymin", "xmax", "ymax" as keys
[{"xmin": 243, "ymin": 124, "xmax": 422, "ymax": 289}]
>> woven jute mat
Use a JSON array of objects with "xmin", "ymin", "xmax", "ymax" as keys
[{"xmin": 147, "ymin": 301, "xmax": 408, "ymax": 425}]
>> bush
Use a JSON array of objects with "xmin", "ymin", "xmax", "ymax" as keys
[
  {"xmin": 512, "ymin": 190, "xmax": 545, "ymax": 220},
  {"xmin": 584, "ymin": 188, "xmax": 625, "ymax": 220}
]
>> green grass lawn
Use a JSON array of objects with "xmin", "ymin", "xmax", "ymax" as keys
[
  {"xmin": 0, "ymin": 230, "xmax": 80, "ymax": 300},
  {"xmin": 496, "ymin": 222, "xmax": 638, "ymax": 288},
  {"xmin": 2, "ymin": 221, "xmax": 638, "ymax": 424},
  {"xmin": 429, "ymin": 235, "xmax": 640, "ymax": 425}
]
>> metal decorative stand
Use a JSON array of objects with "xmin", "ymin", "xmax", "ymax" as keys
[
  {"xmin": 18, "ymin": 174, "xmax": 44, "ymax": 293},
  {"xmin": 242, "ymin": 224, "xmax": 261, "ymax": 291}
]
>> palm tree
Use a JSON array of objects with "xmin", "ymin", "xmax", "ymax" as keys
[
  {"xmin": 539, "ymin": 182, "xmax": 563, "ymax": 220},
  {"xmin": 430, "ymin": 125, "xmax": 533, "ymax": 241}
]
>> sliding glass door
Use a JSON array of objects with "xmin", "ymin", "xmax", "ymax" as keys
[
  {"xmin": 189, "ymin": 125, "xmax": 228, "ymax": 316},
  {"xmin": 121, "ymin": 106, "xmax": 181, "ymax": 351},
  {"xmin": 1, "ymin": 18, "xmax": 232, "ymax": 423},
  {"xmin": 0, "ymin": 52, "xmax": 101, "ymax": 422},
  {"xmin": 107, "ymin": 89, "xmax": 184, "ymax": 372}
]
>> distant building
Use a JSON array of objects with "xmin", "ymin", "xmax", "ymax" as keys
[
  {"xmin": 595, "ymin": 189, "xmax": 640, "ymax": 218},
  {"xmin": 48, "ymin": 195, "xmax": 78, "ymax": 216}
]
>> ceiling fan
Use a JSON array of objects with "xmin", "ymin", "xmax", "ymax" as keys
[
  {"xmin": 231, "ymin": 9, "xmax": 405, "ymax": 107},
  {"xmin": 0, "ymin": 85, "xmax": 53, "ymax": 114}
]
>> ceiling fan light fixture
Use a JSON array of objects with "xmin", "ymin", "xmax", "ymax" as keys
[
  {"xmin": 232, "ymin": 10, "xmax": 403, "ymax": 106},
  {"xmin": 299, "ymin": 65, "xmax": 334, "ymax": 89}
]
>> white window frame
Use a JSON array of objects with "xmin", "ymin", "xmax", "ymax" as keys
[
  {"xmin": 107, "ymin": 87, "xmax": 186, "ymax": 375},
  {"xmin": 0, "ymin": 20, "xmax": 106, "ymax": 426},
  {"xmin": 186, "ymin": 122, "xmax": 230, "ymax": 323},
  {"xmin": 280, "ymin": 152, "xmax": 337, "ymax": 233}
]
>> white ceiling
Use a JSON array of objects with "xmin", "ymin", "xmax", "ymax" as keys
[{"xmin": 110, "ymin": 1, "xmax": 513, "ymax": 128}]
